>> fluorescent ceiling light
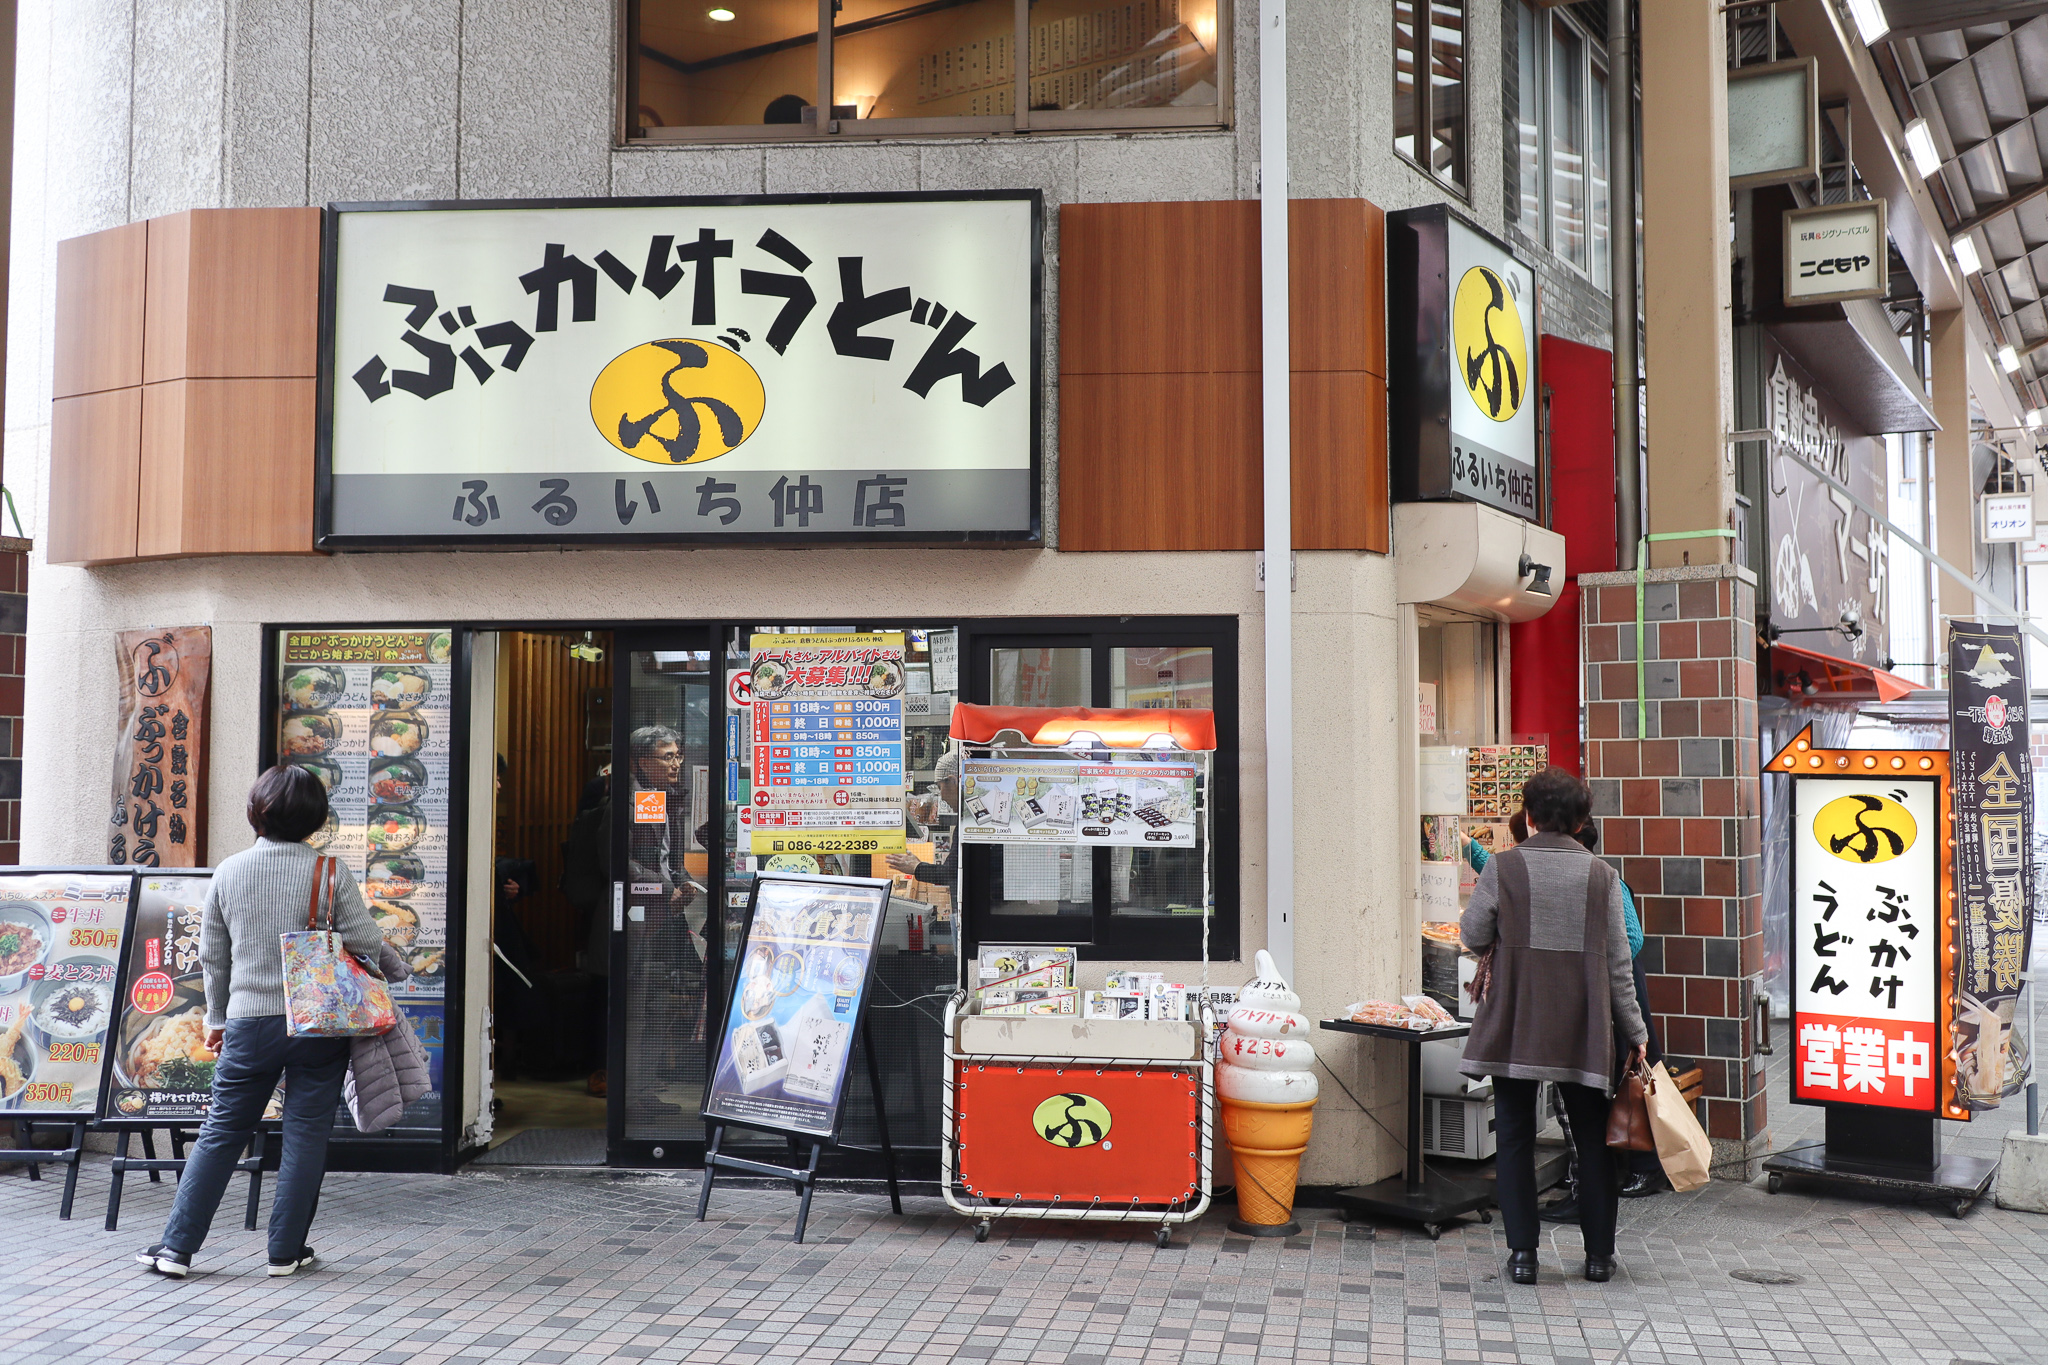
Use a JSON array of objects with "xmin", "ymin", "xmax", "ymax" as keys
[
  {"xmin": 2001, "ymin": 346, "xmax": 2022, "ymax": 374},
  {"xmin": 1954, "ymin": 235, "xmax": 1983, "ymax": 275},
  {"xmin": 707, "ymin": 7, "xmax": 736, "ymax": 18},
  {"xmin": 2029, "ymin": 410, "xmax": 2044, "ymax": 430},
  {"xmin": 1844, "ymin": 0, "xmax": 1889, "ymax": 44},
  {"xmin": 1904, "ymin": 118, "xmax": 1942, "ymax": 177}
]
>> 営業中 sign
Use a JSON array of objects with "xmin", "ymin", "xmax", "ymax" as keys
[
  {"xmin": 1388, "ymin": 206, "xmax": 1539, "ymax": 521},
  {"xmin": 320, "ymin": 194, "xmax": 1040, "ymax": 547},
  {"xmin": 1782, "ymin": 200, "xmax": 1887, "ymax": 306},
  {"xmin": 1771, "ymin": 726, "xmax": 1964, "ymax": 1119},
  {"xmin": 749, "ymin": 633, "xmax": 907, "ymax": 857}
]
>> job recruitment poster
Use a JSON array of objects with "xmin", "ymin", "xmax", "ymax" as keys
[
  {"xmin": 748, "ymin": 633, "xmax": 907, "ymax": 856},
  {"xmin": 702, "ymin": 875, "xmax": 890, "ymax": 1138}
]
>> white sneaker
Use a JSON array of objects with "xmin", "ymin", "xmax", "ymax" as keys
[
  {"xmin": 266, "ymin": 1248, "xmax": 316, "ymax": 1277},
  {"xmin": 137, "ymin": 1243, "xmax": 191, "ymax": 1278}
]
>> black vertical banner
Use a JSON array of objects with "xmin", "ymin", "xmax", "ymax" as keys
[{"xmin": 1948, "ymin": 622, "xmax": 2035, "ymax": 1110}]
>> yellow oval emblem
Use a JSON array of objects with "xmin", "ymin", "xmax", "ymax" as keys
[
  {"xmin": 1813, "ymin": 792, "xmax": 1917, "ymax": 865},
  {"xmin": 1032, "ymin": 1092, "xmax": 1112, "ymax": 1148},
  {"xmin": 589, "ymin": 339, "xmax": 765, "ymax": 465},
  {"xmin": 1452, "ymin": 265, "xmax": 1527, "ymax": 422}
]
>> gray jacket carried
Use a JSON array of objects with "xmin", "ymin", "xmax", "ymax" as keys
[
  {"xmin": 1457, "ymin": 832, "xmax": 1648, "ymax": 1093},
  {"xmin": 344, "ymin": 943, "xmax": 432, "ymax": 1133}
]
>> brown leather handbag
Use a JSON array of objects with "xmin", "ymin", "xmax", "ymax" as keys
[{"xmin": 1606, "ymin": 1059, "xmax": 1656, "ymax": 1152}]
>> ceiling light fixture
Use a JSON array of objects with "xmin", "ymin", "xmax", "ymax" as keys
[
  {"xmin": 708, "ymin": 7, "xmax": 736, "ymax": 18},
  {"xmin": 1903, "ymin": 117, "xmax": 1942, "ymax": 177},
  {"xmin": 2029, "ymin": 410, "xmax": 2044, "ymax": 430},
  {"xmin": 1953, "ymin": 235, "xmax": 1983, "ymax": 275},
  {"xmin": 1843, "ymin": 0, "xmax": 1889, "ymax": 45}
]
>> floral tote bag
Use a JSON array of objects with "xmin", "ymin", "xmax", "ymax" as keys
[{"xmin": 281, "ymin": 855, "xmax": 398, "ymax": 1038}]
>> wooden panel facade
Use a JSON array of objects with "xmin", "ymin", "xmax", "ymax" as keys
[
  {"xmin": 49, "ymin": 211, "xmax": 321, "ymax": 567},
  {"xmin": 47, "ymin": 388, "xmax": 142, "ymax": 565},
  {"xmin": 1057, "ymin": 198, "xmax": 1390, "ymax": 553}
]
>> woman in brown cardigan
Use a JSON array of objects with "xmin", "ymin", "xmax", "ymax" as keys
[{"xmin": 1460, "ymin": 767, "xmax": 1648, "ymax": 1285}]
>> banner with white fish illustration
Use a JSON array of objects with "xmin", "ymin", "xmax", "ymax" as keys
[{"xmin": 0, "ymin": 870, "xmax": 137, "ymax": 1118}]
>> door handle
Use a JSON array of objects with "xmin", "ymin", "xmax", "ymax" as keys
[{"xmin": 613, "ymin": 881, "xmax": 624, "ymax": 932}]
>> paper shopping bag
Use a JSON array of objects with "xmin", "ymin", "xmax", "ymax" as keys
[
  {"xmin": 1644, "ymin": 1062, "xmax": 1713, "ymax": 1192},
  {"xmin": 281, "ymin": 855, "xmax": 398, "ymax": 1038}
]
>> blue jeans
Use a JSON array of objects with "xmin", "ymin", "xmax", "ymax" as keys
[{"xmin": 160, "ymin": 1015, "xmax": 350, "ymax": 1260}]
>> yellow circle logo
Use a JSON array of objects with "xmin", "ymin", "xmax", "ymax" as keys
[
  {"xmin": 1452, "ymin": 265, "xmax": 1527, "ymax": 422},
  {"xmin": 1813, "ymin": 793, "xmax": 1917, "ymax": 865},
  {"xmin": 589, "ymin": 339, "xmax": 765, "ymax": 465},
  {"xmin": 1032, "ymin": 1092, "xmax": 1112, "ymax": 1148}
]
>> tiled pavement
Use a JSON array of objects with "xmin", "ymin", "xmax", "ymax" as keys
[{"xmin": 4, "ymin": 1044, "xmax": 2046, "ymax": 1365}]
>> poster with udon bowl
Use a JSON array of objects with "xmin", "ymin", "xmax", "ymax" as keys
[
  {"xmin": 278, "ymin": 630, "xmax": 454, "ymax": 1007},
  {"xmin": 0, "ymin": 870, "xmax": 137, "ymax": 1117},
  {"xmin": 702, "ymin": 873, "xmax": 891, "ymax": 1140},
  {"xmin": 101, "ymin": 871, "xmax": 220, "ymax": 1122}
]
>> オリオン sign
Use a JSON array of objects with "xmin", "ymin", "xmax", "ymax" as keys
[{"xmin": 321, "ymin": 194, "xmax": 1040, "ymax": 546}]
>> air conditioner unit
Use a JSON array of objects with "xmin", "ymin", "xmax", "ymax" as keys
[{"xmin": 1422, "ymin": 1094, "xmax": 1497, "ymax": 1160}]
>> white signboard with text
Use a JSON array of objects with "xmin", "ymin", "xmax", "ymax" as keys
[
  {"xmin": 322, "ymin": 194, "xmax": 1039, "ymax": 545},
  {"xmin": 1783, "ymin": 200, "xmax": 1887, "ymax": 306}
]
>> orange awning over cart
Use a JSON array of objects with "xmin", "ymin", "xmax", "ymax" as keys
[
  {"xmin": 1767, "ymin": 641, "xmax": 1924, "ymax": 704},
  {"xmin": 950, "ymin": 703, "xmax": 1217, "ymax": 751}
]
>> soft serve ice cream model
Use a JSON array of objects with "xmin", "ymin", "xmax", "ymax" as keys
[{"xmin": 1216, "ymin": 950, "xmax": 1319, "ymax": 1235}]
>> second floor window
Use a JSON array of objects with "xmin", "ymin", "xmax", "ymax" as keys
[
  {"xmin": 1395, "ymin": 0, "xmax": 1468, "ymax": 195},
  {"xmin": 1515, "ymin": 1, "xmax": 1625, "ymax": 284},
  {"xmin": 629, "ymin": 0, "xmax": 1226, "ymax": 141}
]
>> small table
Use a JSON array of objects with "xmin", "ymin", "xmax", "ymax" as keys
[{"xmin": 1318, "ymin": 1019, "xmax": 1495, "ymax": 1240}]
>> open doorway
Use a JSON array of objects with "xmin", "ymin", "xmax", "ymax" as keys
[{"xmin": 480, "ymin": 629, "xmax": 616, "ymax": 1161}]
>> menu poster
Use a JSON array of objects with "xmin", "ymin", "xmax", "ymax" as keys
[
  {"xmin": 703, "ymin": 873, "xmax": 891, "ymax": 1140},
  {"xmin": 0, "ymin": 871, "xmax": 137, "ymax": 1118},
  {"xmin": 278, "ymin": 630, "xmax": 454, "ymax": 1011},
  {"xmin": 102, "ymin": 872, "xmax": 218, "ymax": 1122},
  {"xmin": 748, "ymin": 633, "xmax": 908, "ymax": 857},
  {"xmin": 958, "ymin": 755, "xmax": 1199, "ymax": 848}
]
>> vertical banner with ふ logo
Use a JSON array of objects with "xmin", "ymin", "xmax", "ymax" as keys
[{"xmin": 109, "ymin": 627, "xmax": 211, "ymax": 867}]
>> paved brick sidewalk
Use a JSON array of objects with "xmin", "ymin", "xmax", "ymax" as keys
[{"xmin": 3, "ymin": 1122, "xmax": 2045, "ymax": 1365}]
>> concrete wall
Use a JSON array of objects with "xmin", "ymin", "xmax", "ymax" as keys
[{"xmin": 0, "ymin": 0, "xmax": 1578, "ymax": 1183}]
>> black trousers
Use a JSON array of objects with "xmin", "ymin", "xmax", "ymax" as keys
[{"xmin": 1493, "ymin": 1076, "xmax": 1618, "ymax": 1257}]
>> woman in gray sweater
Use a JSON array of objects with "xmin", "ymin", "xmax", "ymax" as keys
[
  {"xmin": 138, "ymin": 765, "xmax": 383, "ymax": 1279},
  {"xmin": 1460, "ymin": 767, "xmax": 1648, "ymax": 1286}
]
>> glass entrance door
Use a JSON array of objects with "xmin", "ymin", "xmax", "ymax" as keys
[{"xmin": 607, "ymin": 631, "xmax": 717, "ymax": 1165}]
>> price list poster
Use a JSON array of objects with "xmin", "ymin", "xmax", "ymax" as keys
[
  {"xmin": 748, "ymin": 633, "xmax": 908, "ymax": 857},
  {"xmin": 0, "ymin": 872, "xmax": 136, "ymax": 1118},
  {"xmin": 278, "ymin": 630, "xmax": 454, "ymax": 1064}
]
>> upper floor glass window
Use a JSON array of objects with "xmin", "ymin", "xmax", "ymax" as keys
[
  {"xmin": 628, "ymin": 0, "xmax": 1226, "ymax": 141},
  {"xmin": 1395, "ymin": 0, "xmax": 1468, "ymax": 194},
  {"xmin": 1514, "ymin": 1, "xmax": 1627, "ymax": 285}
]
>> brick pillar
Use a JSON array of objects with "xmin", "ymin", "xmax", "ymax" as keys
[
  {"xmin": 1579, "ymin": 564, "xmax": 1766, "ymax": 1174},
  {"xmin": 0, "ymin": 537, "xmax": 24, "ymax": 863}
]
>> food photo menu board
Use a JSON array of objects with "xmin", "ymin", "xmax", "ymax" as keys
[
  {"xmin": 102, "ymin": 871, "xmax": 218, "ymax": 1122},
  {"xmin": 0, "ymin": 871, "xmax": 137, "ymax": 1118},
  {"xmin": 703, "ymin": 873, "xmax": 891, "ymax": 1140},
  {"xmin": 957, "ymin": 755, "xmax": 1200, "ymax": 847}
]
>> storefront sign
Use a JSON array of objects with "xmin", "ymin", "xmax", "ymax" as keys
[
  {"xmin": 1948, "ymin": 622, "xmax": 2034, "ymax": 1110},
  {"xmin": 703, "ymin": 872, "xmax": 890, "ymax": 1139},
  {"xmin": 1982, "ymin": 490, "xmax": 2034, "ymax": 542},
  {"xmin": 320, "ymin": 195, "xmax": 1040, "ymax": 547},
  {"xmin": 1762, "ymin": 346, "xmax": 1888, "ymax": 664},
  {"xmin": 1772, "ymin": 727, "xmax": 1962, "ymax": 1118},
  {"xmin": 102, "ymin": 871, "xmax": 225, "ymax": 1123},
  {"xmin": 0, "ymin": 871, "xmax": 136, "ymax": 1118},
  {"xmin": 278, "ymin": 628, "xmax": 454, "ymax": 1129},
  {"xmin": 2021, "ymin": 525, "xmax": 2048, "ymax": 564},
  {"xmin": 749, "ymin": 633, "xmax": 907, "ymax": 856},
  {"xmin": 1389, "ymin": 206, "xmax": 1539, "ymax": 521},
  {"xmin": 109, "ymin": 627, "xmax": 211, "ymax": 867},
  {"xmin": 957, "ymin": 755, "xmax": 1198, "ymax": 847},
  {"xmin": 1782, "ymin": 200, "xmax": 1887, "ymax": 306}
]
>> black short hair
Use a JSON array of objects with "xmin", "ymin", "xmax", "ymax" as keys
[
  {"xmin": 248, "ymin": 764, "xmax": 330, "ymax": 842},
  {"xmin": 1522, "ymin": 766, "xmax": 1592, "ymax": 834},
  {"xmin": 1572, "ymin": 819, "xmax": 1600, "ymax": 851}
]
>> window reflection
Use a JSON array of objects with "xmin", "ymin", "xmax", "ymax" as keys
[{"xmin": 637, "ymin": 0, "xmax": 820, "ymax": 130}]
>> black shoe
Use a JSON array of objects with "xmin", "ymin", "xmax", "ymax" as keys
[
  {"xmin": 137, "ymin": 1244, "xmax": 190, "ymax": 1278},
  {"xmin": 1584, "ymin": 1254, "xmax": 1616, "ymax": 1283},
  {"xmin": 1507, "ymin": 1250, "xmax": 1538, "ymax": 1285},
  {"xmin": 1618, "ymin": 1172, "xmax": 1663, "ymax": 1199},
  {"xmin": 267, "ymin": 1248, "xmax": 316, "ymax": 1277},
  {"xmin": 1538, "ymin": 1198, "xmax": 1580, "ymax": 1223}
]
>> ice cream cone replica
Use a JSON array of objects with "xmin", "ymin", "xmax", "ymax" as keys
[{"xmin": 1218, "ymin": 950, "xmax": 1318, "ymax": 1236}]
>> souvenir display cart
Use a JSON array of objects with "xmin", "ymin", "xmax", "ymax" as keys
[{"xmin": 940, "ymin": 704, "xmax": 1217, "ymax": 1248}]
